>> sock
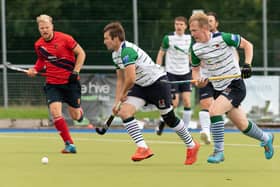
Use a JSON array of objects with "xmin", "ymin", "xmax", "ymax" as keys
[
  {"xmin": 182, "ymin": 107, "xmax": 192, "ymax": 129},
  {"xmin": 160, "ymin": 116, "xmax": 164, "ymax": 123},
  {"xmin": 243, "ymin": 120, "xmax": 269, "ymax": 143},
  {"xmin": 199, "ymin": 110, "xmax": 211, "ymax": 133},
  {"xmin": 172, "ymin": 119, "xmax": 195, "ymax": 147},
  {"xmin": 77, "ymin": 108, "xmax": 84, "ymax": 122},
  {"xmin": 210, "ymin": 116, "xmax": 224, "ymax": 152},
  {"xmin": 123, "ymin": 117, "xmax": 148, "ymax": 148},
  {"xmin": 54, "ymin": 117, "xmax": 74, "ymax": 144}
]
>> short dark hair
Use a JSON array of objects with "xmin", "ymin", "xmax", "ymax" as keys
[
  {"xmin": 174, "ymin": 16, "xmax": 187, "ymax": 24},
  {"xmin": 206, "ymin": 11, "xmax": 218, "ymax": 22},
  {"xmin": 103, "ymin": 22, "xmax": 125, "ymax": 41}
]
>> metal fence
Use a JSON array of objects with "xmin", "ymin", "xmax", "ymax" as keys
[
  {"xmin": 1, "ymin": 0, "xmax": 280, "ymax": 107},
  {"xmin": 0, "ymin": 72, "xmax": 46, "ymax": 105}
]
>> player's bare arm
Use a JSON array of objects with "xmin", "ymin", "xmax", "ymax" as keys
[
  {"xmin": 27, "ymin": 58, "xmax": 45, "ymax": 77},
  {"xmin": 239, "ymin": 37, "xmax": 253, "ymax": 78},
  {"xmin": 73, "ymin": 44, "xmax": 86, "ymax": 73},
  {"xmin": 156, "ymin": 49, "xmax": 165, "ymax": 65},
  {"xmin": 113, "ymin": 69, "xmax": 124, "ymax": 114},
  {"xmin": 239, "ymin": 37, "xmax": 253, "ymax": 65},
  {"xmin": 120, "ymin": 64, "xmax": 136, "ymax": 102}
]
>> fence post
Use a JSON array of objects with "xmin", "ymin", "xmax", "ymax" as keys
[{"xmin": 1, "ymin": 0, "xmax": 8, "ymax": 107}]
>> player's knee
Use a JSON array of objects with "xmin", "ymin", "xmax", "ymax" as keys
[
  {"xmin": 52, "ymin": 115, "xmax": 63, "ymax": 121},
  {"xmin": 117, "ymin": 107, "xmax": 135, "ymax": 120},
  {"xmin": 208, "ymin": 107, "xmax": 222, "ymax": 116},
  {"xmin": 161, "ymin": 110, "xmax": 180, "ymax": 128},
  {"xmin": 200, "ymin": 98, "xmax": 213, "ymax": 109},
  {"xmin": 182, "ymin": 98, "xmax": 191, "ymax": 107},
  {"xmin": 51, "ymin": 112, "xmax": 62, "ymax": 119}
]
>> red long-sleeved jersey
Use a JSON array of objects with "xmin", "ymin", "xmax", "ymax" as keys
[{"xmin": 34, "ymin": 31, "xmax": 77, "ymax": 84}]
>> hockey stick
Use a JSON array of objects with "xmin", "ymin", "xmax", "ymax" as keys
[
  {"xmin": 5, "ymin": 62, "xmax": 67, "ymax": 80},
  {"xmin": 95, "ymin": 102, "xmax": 122, "ymax": 135},
  {"xmin": 5, "ymin": 63, "xmax": 29, "ymax": 73},
  {"xmin": 174, "ymin": 45, "xmax": 189, "ymax": 55},
  {"xmin": 160, "ymin": 74, "xmax": 241, "ymax": 84}
]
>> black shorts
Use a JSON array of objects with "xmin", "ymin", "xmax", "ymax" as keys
[
  {"xmin": 199, "ymin": 82, "xmax": 214, "ymax": 100},
  {"xmin": 44, "ymin": 82, "xmax": 81, "ymax": 108},
  {"xmin": 128, "ymin": 76, "xmax": 172, "ymax": 110},
  {"xmin": 167, "ymin": 72, "xmax": 192, "ymax": 94},
  {"xmin": 213, "ymin": 79, "xmax": 246, "ymax": 108}
]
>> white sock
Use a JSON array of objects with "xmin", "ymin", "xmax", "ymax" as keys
[
  {"xmin": 182, "ymin": 108, "xmax": 192, "ymax": 129},
  {"xmin": 199, "ymin": 110, "xmax": 210, "ymax": 133}
]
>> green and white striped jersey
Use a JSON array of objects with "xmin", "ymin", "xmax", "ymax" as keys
[
  {"xmin": 112, "ymin": 41, "xmax": 166, "ymax": 87},
  {"xmin": 191, "ymin": 32, "xmax": 241, "ymax": 91},
  {"xmin": 161, "ymin": 32, "xmax": 191, "ymax": 75}
]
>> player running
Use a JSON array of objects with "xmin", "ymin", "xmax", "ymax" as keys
[
  {"xmin": 27, "ymin": 14, "xmax": 86, "ymax": 154},
  {"xmin": 103, "ymin": 21, "xmax": 200, "ymax": 165},
  {"xmin": 189, "ymin": 12, "xmax": 274, "ymax": 163}
]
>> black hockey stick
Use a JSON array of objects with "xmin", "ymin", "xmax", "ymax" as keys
[{"xmin": 95, "ymin": 102, "xmax": 122, "ymax": 135}]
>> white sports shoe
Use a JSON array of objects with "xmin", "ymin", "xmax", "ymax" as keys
[{"xmin": 200, "ymin": 131, "xmax": 211, "ymax": 145}]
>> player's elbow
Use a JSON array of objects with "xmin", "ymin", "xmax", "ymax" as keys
[
  {"xmin": 241, "ymin": 37, "xmax": 253, "ymax": 51},
  {"xmin": 80, "ymin": 50, "xmax": 86, "ymax": 61},
  {"xmin": 247, "ymin": 41, "xmax": 253, "ymax": 50}
]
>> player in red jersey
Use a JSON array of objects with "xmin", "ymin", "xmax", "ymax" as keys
[{"xmin": 27, "ymin": 14, "xmax": 86, "ymax": 153}]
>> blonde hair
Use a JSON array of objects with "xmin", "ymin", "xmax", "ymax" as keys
[
  {"xmin": 189, "ymin": 12, "xmax": 209, "ymax": 28},
  {"xmin": 36, "ymin": 14, "xmax": 53, "ymax": 24}
]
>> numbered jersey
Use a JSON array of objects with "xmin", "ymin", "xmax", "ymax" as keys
[
  {"xmin": 191, "ymin": 32, "xmax": 241, "ymax": 91},
  {"xmin": 161, "ymin": 32, "xmax": 192, "ymax": 75},
  {"xmin": 112, "ymin": 41, "xmax": 166, "ymax": 87}
]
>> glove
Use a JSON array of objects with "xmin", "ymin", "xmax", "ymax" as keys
[
  {"xmin": 241, "ymin": 63, "xmax": 252, "ymax": 79},
  {"xmin": 68, "ymin": 71, "xmax": 80, "ymax": 83}
]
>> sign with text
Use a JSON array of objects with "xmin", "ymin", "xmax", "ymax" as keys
[
  {"xmin": 63, "ymin": 74, "xmax": 117, "ymax": 125},
  {"xmin": 243, "ymin": 76, "xmax": 279, "ymax": 116}
]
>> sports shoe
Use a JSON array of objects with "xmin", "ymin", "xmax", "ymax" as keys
[
  {"xmin": 260, "ymin": 133, "xmax": 274, "ymax": 159},
  {"xmin": 61, "ymin": 141, "xmax": 77, "ymax": 154},
  {"xmin": 131, "ymin": 147, "xmax": 154, "ymax": 161},
  {"xmin": 200, "ymin": 131, "xmax": 211, "ymax": 145},
  {"xmin": 185, "ymin": 141, "xmax": 200, "ymax": 165},
  {"xmin": 155, "ymin": 120, "xmax": 165, "ymax": 136},
  {"xmin": 207, "ymin": 151, "xmax": 224, "ymax": 163}
]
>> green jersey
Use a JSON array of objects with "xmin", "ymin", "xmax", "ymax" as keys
[
  {"xmin": 112, "ymin": 41, "xmax": 166, "ymax": 87},
  {"xmin": 191, "ymin": 32, "xmax": 241, "ymax": 91}
]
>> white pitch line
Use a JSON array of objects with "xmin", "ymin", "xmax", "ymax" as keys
[{"xmin": 0, "ymin": 134, "xmax": 279, "ymax": 148}]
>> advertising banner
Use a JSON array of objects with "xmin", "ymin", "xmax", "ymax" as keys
[
  {"xmin": 63, "ymin": 73, "xmax": 117, "ymax": 126},
  {"xmin": 243, "ymin": 76, "xmax": 279, "ymax": 118},
  {"xmin": 63, "ymin": 74, "xmax": 280, "ymax": 126}
]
